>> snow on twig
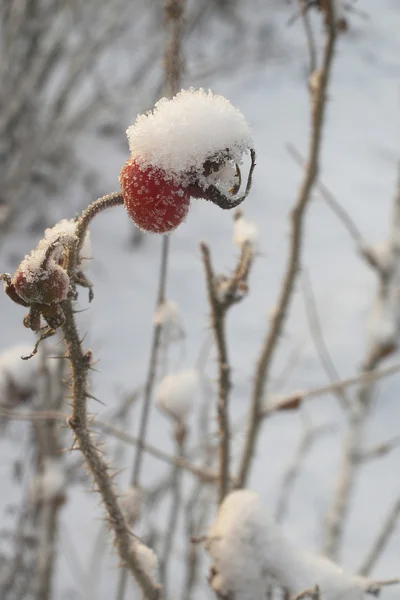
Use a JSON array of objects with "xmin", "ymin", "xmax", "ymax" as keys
[{"xmin": 207, "ymin": 490, "xmax": 399, "ymax": 600}]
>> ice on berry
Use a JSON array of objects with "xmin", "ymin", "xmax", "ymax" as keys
[{"xmin": 126, "ymin": 88, "xmax": 253, "ymax": 187}]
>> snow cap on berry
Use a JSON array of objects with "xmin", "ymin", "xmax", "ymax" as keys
[{"xmin": 126, "ymin": 88, "xmax": 253, "ymax": 186}]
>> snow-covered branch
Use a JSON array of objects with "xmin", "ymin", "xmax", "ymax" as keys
[{"xmin": 207, "ymin": 490, "xmax": 399, "ymax": 600}]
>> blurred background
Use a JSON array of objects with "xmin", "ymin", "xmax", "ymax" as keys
[{"xmin": 0, "ymin": 1, "xmax": 400, "ymax": 599}]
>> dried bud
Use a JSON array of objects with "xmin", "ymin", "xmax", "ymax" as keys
[{"xmin": 13, "ymin": 240, "xmax": 70, "ymax": 306}]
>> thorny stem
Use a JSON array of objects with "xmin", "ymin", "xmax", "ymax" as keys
[
  {"xmin": 63, "ymin": 300, "xmax": 160, "ymax": 600},
  {"xmin": 67, "ymin": 192, "xmax": 124, "ymax": 275},
  {"xmin": 201, "ymin": 241, "xmax": 253, "ymax": 503},
  {"xmin": 236, "ymin": 4, "xmax": 337, "ymax": 488}
]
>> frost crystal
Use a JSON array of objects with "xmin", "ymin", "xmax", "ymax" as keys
[
  {"xmin": 207, "ymin": 490, "xmax": 372, "ymax": 600},
  {"xmin": 156, "ymin": 369, "xmax": 200, "ymax": 421},
  {"xmin": 233, "ymin": 213, "xmax": 259, "ymax": 249},
  {"xmin": 126, "ymin": 88, "xmax": 253, "ymax": 186}
]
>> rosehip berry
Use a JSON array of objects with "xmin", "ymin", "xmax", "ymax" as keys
[
  {"xmin": 119, "ymin": 158, "xmax": 190, "ymax": 233},
  {"xmin": 13, "ymin": 265, "xmax": 70, "ymax": 306}
]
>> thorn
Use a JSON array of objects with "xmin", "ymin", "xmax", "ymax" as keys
[
  {"xmin": 86, "ymin": 393, "xmax": 106, "ymax": 406},
  {"xmin": 79, "ymin": 332, "xmax": 88, "ymax": 345}
]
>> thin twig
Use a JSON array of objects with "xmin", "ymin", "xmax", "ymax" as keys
[
  {"xmin": 291, "ymin": 585, "xmax": 320, "ymax": 600},
  {"xmin": 116, "ymin": 2, "xmax": 185, "ymax": 595},
  {"xmin": 264, "ymin": 359, "xmax": 400, "ymax": 414},
  {"xmin": 130, "ymin": 234, "xmax": 170, "ymax": 488},
  {"xmin": 301, "ymin": 270, "xmax": 350, "ymax": 410},
  {"xmin": 298, "ymin": 0, "xmax": 317, "ymax": 74},
  {"xmin": 236, "ymin": 6, "xmax": 337, "ymax": 488},
  {"xmin": 358, "ymin": 497, "xmax": 400, "ymax": 576},
  {"xmin": 287, "ymin": 143, "xmax": 367, "ymax": 253},
  {"xmin": 0, "ymin": 407, "xmax": 217, "ymax": 482},
  {"xmin": 322, "ymin": 165, "xmax": 400, "ymax": 560},
  {"xmin": 159, "ymin": 429, "xmax": 186, "ymax": 593},
  {"xmin": 275, "ymin": 420, "xmax": 336, "ymax": 523},
  {"xmin": 357, "ymin": 436, "xmax": 400, "ymax": 463},
  {"xmin": 201, "ymin": 241, "xmax": 253, "ymax": 503}
]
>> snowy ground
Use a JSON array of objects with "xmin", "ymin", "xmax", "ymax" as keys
[{"xmin": 1, "ymin": 1, "xmax": 400, "ymax": 598}]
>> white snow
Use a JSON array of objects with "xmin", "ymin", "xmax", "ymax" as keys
[
  {"xmin": 29, "ymin": 458, "xmax": 67, "ymax": 505},
  {"xmin": 45, "ymin": 218, "xmax": 92, "ymax": 267},
  {"xmin": 153, "ymin": 300, "xmax": 184, "ymax": 341},
  {"xmin": 133, "ymin": 540, "xmax": 158, "ymax": 580},
  {"xmin": 126, "ymin": 88, "xmax": 254, "ymax": 185},
  {"xmin": 207, "ymin": 490, "xmax": 380, "ymax": 600},
  {"xmin": 1, "ymin": 2, "xmax": 400, "ymax": 599},
  {"xmin": 233, "ymin": 213, "xmax": 259, "ymax": 249},
  {"xmin": 120, "ymin": 485, "xmax": 143, "ymax": 526},
  {"xmin": 156, "ymin": 369, "xmax": 200, "ymax": 421},
  {"xmin": 0, "ymin": 344, "xmax": 39, "ymax": 404}
]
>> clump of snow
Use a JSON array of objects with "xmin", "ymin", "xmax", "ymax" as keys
[
  {"xmin": 207, "ymin": 490, "xmax": 372, "ymax": 600},
  {"xmin": 0, "ymin": 344, "xmax": 39, "ymax": 406},
  {"xmin": 133, "ymin": 540, "xmax": 158, "ymax": 580},
  {"xmin": 153, "ymin": 300, "xmax": 184, "ymax": 341},
  {"xmin": 126, "ymin": 88, "xmax": 253, "ymax": 186},
  {"xmin": 45, "ymin": 218, "xmax": 92, "ymax": 266},
  {"xmin": 233, "ymin": 212, "xmax": 259, "ymax": 249},
  {"xmin": 120, "ymin": 485, "xmax": 143, "ymax": 526},
  {"xmin": 29, "ymin": 458, "xmax": 67, "ymax": 505},
  {"xmin": 156, "ymin": 369, "xmax": 200, "ymax": 421}
]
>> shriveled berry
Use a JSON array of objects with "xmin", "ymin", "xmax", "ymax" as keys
[
  {"xmin": 13, "ymin": 265, "xmax": 70, "ymax": 306},
  {"xmin": 119, "ymin": 158, "xmax": 190, "ymax": 233}
]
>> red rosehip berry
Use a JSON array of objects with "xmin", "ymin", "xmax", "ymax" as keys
[
  {"xmin": 119, "ymin": 158, "xmax": 190, "ymax": 233},
  {"xmin": 13, "ymin": 265, "xmax": 69, "ymax": 306}
]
